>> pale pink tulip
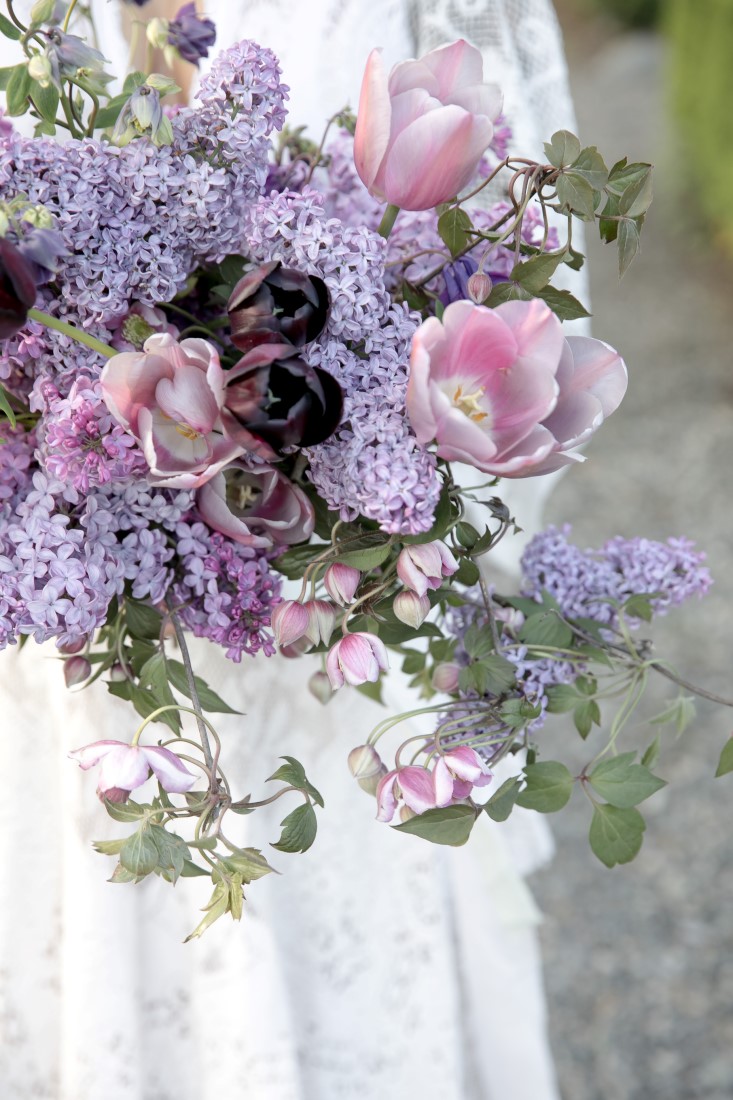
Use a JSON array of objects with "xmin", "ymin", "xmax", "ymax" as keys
[
  {"xmin": 196, "ymin": 463, "xmax": 315, "ymax": 548},
  {"xmin": 326, "ymin": 632, "xmax": 389, "ymax": 689},
  {"xmin": 100, "ymin": 333, "xmax": 246, "ymax": 488},
  {"xmin": 406, "ymin": 299, "xmax": 627, "ymax": 477},
  {"xmin": 396, "ymin": 540, "xmax": 458, "ymax": 597},
  {"xmin": 354, "ymin": 39, "xmax": 502, "ymax": 211},
  {"xmin": 69, "ymin": 739, "xmax": 197, "ymax": 802}
]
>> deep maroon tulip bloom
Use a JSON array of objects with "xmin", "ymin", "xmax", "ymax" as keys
[
  {"xmin": 223, "ymin": 344, "xmax": 343, "ymax": 453},
  {"xmin": 0, "ymin": 237, "xmax": 38, "ymax": 340},
  {"xmin": 227, "ymin": 261, "xmax": 330, "ymax": 353}
]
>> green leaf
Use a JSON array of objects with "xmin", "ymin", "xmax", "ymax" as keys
[
  {"xmin": 623, "ymin": 593, "xmax": 656, "ymax": 622},
  {"xmin": 649, "ymin": 694, "xmax": 695, "ymax": 734},
  {"xmin": 92, "ymin": 837, "xmax": 126, "ymax": 856},
  {"xmin": 511, "ymin": 251, "xmax": 566, "ymax": 294},
  {"xmin": 180, "ymin": 858, "xmax": 209, "ymax": 877},
  {"xmin": 556, "ymin": 173, "xmax": 597, "ymax": 219},
  {"xmin": 516, "ymin": 761, "xmax": 574, "ymax": 813},
  {"xmin": 148, "ymin": 824, "xmax": 190, "ymax": 883},
  {"xmin": 335, "ymin": 542, "xmax": 392, "ymax": 570},
  {"xmin": 29, "ymin": 80, "xmax": 58, "ymax": 124},
  {"xmin": 184, "ymin": 883, "xmax": 231, "ymax": 942},
  {"xmin": 573, "ymin": 698, "xmax": 601, "ymax": 740},
  {"xmin": 222, "ymin": 847, "xmax": 277, "ymax": 883},
  {"xmin": 641, "ymin": 736, "xmax": 661, "ymax": 769},
  {"xmin": 618, "ymin": 167, "xmax": 653, "ymax": 218},
  {"xmin": 122, "ymin": 71, "xmax": 147, "ymax": 94},
  {"xmin": 125, "ymin": 599, "xmax": 163, "ymax": 640},
  {"xmin": 5, "ymin": 63, "xmax": 31, "ymax": 117},
  {"xmin": 487, "ymin": 281, "xmax": 533, "ymax": 306},
  {"xmin": 355, "ymin": 678, "xmax": 385, "ymax": 704},
  {"xmin": 589, "ymin": 804, "xmax": 645, "ymax": 867},
  {"xmin": 120, "ymin": 827, "xmax": 159, "ymax": 876},
  {"xmin": 34, "ymin": 119, "xmax": 55, "ymax": 136},
  {"xmin": 271, "ymin": 802, "xmax": 318, "ymax": 854},
  {"xmin": 165, "ymin": 657, "xmax": 240, "ymax": 714},
  {"xmin": 535, "ymin": 285, "xmax": 591, "ymax": 321},
  {"xmin": 518, "ymin": 610, "xmax": 573, "ymax": 649},
  {"xmin": 588, "ymin": 755, "xmax": 666, "ymax": 807},
  {"xmin": 455, "ymin": 557, "xmax": 480, "ymax": 586},
  {"xmin": 570, "ymin": 146, "xmax": 608, "ymax": 189},
  {"xmin": 455, "ymin": 521, "xmax": 479, "ymax": 549},
  {"xmin": 0, "ymin": 384, "xmax": 16, "ymax": 428},
  {"xmin": 139, "ymin": 652, "xmax": 180, "ymax": 732},
  {"xmin": 108, "ymin": 863, "xmax": 142, "ymax": 884},
  {"xmin": 617, "ymin": 218, "xmax": 641, "ymax": 277},
  {"xmin": 0, "ymin": 13, "xmax": 22, "ymax": 39},
  {"xmin": 267, "ymin": 755, "xmax": 324, "ymax": 808},
  {"xmin": 544, "ymin": 129, "xmax": 581, "ymax": 168},
  {"xmin": 103, "ymin": 798, "xmax": 149, "ymax": 823},
  {"xmin": 715, "ymin": 738, "xmax": 733, "ymax": 778},
  {"xmin": 463, "ymin": 624, "xmax": 496, "ymax": 661},
  {"xmin": 545, "ymin": 683, "xmax": 582, "ymax": 713},
  {"xmin": 437, "ymin": 206, "xmax": 473, "ymax": 257},
  {"xmin": 272, "ymin": 542, "xmax": 327, "ymax": 580},
  {"xmin": 499, "ymin": 697, "xmax": 542, "ymax": 729},
  {"xmin": 393, "ymin": 804, "xmax": 478, "ymax": 846},
  {"xmin": 483, "ymin": 777, "xmax": 522, "ymax": 822},
  {"xmin": 401, "ymin": 649, "xmax": 426, "ymax": 675},
  {"xmin": 479, "ymin": 654, "xmax": 518, "ymax": 695}
]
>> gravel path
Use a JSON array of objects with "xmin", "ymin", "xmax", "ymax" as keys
[{"xmin": 530, "ymin": 17, "xmax": 733, "ymax": 1100}]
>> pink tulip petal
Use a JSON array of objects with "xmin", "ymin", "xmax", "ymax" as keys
[
  {"xmin": 494, "ymin": 299, "xmax": 566, "ymax": 377},
  {"xmin": 143, "ymin": 746, "xmax": 198, "ymax": 793},
  {"xmin": 155, "ymin": 364, "xmax": 220, "ymax": 433},
  {"xmin": 478, "ymin": 423, "xmax": 558, "ymax": 477},
  {"xmin": 448, "ymin": 82, "xmax": 503, "ymax": 119},
  {"xmin": 100, "ymin": 351, "xmax": 171, "ymax": 433},
  {"xmin": 564, "ymin": 335, "xmax": 628, "ymax": 417},
  {"xmin": 354, "ymin": 48, "xmax": 393, "ymax": 193},
  {"xmin": 421, "ymin": 39, "xmax": 484, "ymax": 99},
  {"xmin": 196, "ymin": 474, "xmax": 272, "ymax": 548}
]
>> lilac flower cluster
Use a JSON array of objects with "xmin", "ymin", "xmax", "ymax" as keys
[
  {"xmin": 171, "ymin": 522, "xmax": 281, "ymax": 661},
  {"xmin": 242, "ymin": 187, "xmax": 441, "ymax": 533},
  {"xmin": 521, "ymin": 525, "xmax": 712, "ymax": 625}
]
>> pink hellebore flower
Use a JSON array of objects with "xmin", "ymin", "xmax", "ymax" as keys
[
  {"xmin": 326, "ymin": 632, "xmax": 389, "ymax": 689},
  {"xmin": 396, "ymin": 540, "xmax": 459, "ymax": 598},
  {"xmin": 100, "ymin": 333, "xmax": 245, "ymax": 488},
  {"xmin": 304, "ymin": 599, "xmax": 337, "ymax": 646},
  {"xmin": 271, "ymin": 599, "xmax": 311, "ymax": 649},
  {"xmin": 69, "ymin": 739, "xmax": 197, "ymax": 802},
  {"xmin": 323, "ymin": 562, "xmax": 361, "ymax": 607},
  {"xmin": 406, "ymin": 299, "xmax": 627, "ymax": 477},
  {"xmin": 196, "ymin": 462, "xmax": 315, "ymax": 549},
  {"xmin": 354, "ymin": 39, "xmax": 502, "ymax": 211},
  {"xmin": 376, "ymin": 747, "xmax": 491, "ymax": 823}
]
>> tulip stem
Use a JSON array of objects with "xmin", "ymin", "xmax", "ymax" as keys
[
  {"xmin": 377, "ymin": 204, "xmax": 401, "ymax": 239},
  {"xmin": 27, "ymin": 308, "xmax": 116, "ymax": 359}
]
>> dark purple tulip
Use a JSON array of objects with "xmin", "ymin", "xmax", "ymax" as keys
[
  {"xmin": 167, "ymin": 3, "xmax": 217, "ymax": 66},
  {"xmin": 223, "ymin": 344, "xmax": 343, "ymax": 453},
  {"xmin": 16, "ymin": 228, "xmax": 68, "ymax": 285},
  {"xmin": 0, "ymin": 237, "xmax": 38, "ymax": 340},
  {"xmin": 227, "ymin": 261, "xmax": 330, "ymax": 353}
]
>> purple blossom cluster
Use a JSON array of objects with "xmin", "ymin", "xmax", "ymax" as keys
[{"xmin": 520, "ymin": 525, "xmax": 712, "ymax": 624}]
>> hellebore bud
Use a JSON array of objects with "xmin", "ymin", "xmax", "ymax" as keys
[
  {"xmin": 323, "ymin": 563, "xmax": 361, "ymax": 607},
  {"xmin": 308, "ymin": 671, "xmax": 334, "ymax": 705},
  {"xmin": 348, "ymin": 744, "xmax": 387, "ymax": 796},
  {"xmin": 431, "ymin": 662, "xmax": 461, "ymax": 693},
  {"xmin": 393, "ymin": 590, "xmax": 430, "ymax": 628},
  {"xmin": 63, "ymin": 655, "xmax": 92, "ymax": 688}
]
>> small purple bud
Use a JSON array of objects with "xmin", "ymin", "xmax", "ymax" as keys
[
  {"xmin": 167, "ymin": 2, "xmax": 217, "ymax": 66},
  {"xmin": 467, "ymin": 271, "xmax": 493, "ymax": 304},
  {"xmin": 64, "ymin": 655, "xmax": 92, "ymax": 688},
  {"xmin": 431, "ymin": 662, "xmax": 461, "ymax": 693}
]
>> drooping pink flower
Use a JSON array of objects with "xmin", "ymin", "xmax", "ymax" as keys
[
  {"xmin": 100, "ymin": 333, "xmax": 247, "ymax": 488},
  {"xmin": 354, "ymin": 39, "xmax": 502, "ymax": 211},
  {"xmin": 196, "ymin": 462, "xmax": 315, "ymax": 548},
  {"xmin": 323, "ymin": 563, "xmax": 361, "ymax": 607},
  {"xmin": 271, "ymin": 600, "xmax": 311, "ymax": 648},
  {"xmin": 326, "ymin": 632, "xmax": 389, "ymax": 689},
  {"xmin": 393, "ymin": 589, "xmax": 431, "ymax": 628},
  {"xmin": 376, "ymin": 748, "xmax": 491, "ymax": 823},
  {"xmin": 303, "ymin": 599, "xmax": 337, "ymax": 646},
  {"xmin": 406, "ymin": 299, "xmax": 627, "ymax": 477},
  {"xmin": 348, "ymin": 743, "xmax": 388, "ymax": 795},
  {"xmin": 69, "ymin": 739, "xmax": 197, "ymax": 802},
  {"xmin": 396, "ymin": 540, "xmax": 458, "ymax": 597}
]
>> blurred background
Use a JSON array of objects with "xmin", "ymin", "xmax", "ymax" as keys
[{"xmin": 532, "ymin": 2, "xmax": 733, "ymax": 1097}]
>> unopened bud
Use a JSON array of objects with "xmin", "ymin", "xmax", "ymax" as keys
[
  {"xmin": 28, "ymin": 54, "xmax": 54, "ymax": 88},
  {"xmin": 308, "ymin": 670, "xmax": 333, "ymax": 705},
  {"xmin": 146, "ymin": 17, "xmax": 170, "ymax": 49},
  {"xmin": 323, "ymin": 562, "xmax": 361, "ymax": 606},
  {"xmin": 59, "ymin": 635, "xmax": 87, "ymax": 655},
  {"xmin": 64, "ymin": 655, "xmax": 91, "ymax": 688},
  {"xmin": 432, "ymin": 662, "xmax": 461, "ymax": 694},
  {"xmin": 303, "ymin": 599, "xmax": 336, "ymax": 646},
  {"xmin": 348, "ymin": 744, "xmax": 387, "ymax": 796},
  {"xmin": 279, "ymin": 635, "xmax": 313, "ymax": 659},
  {"xmin": 108, "ymin": 663, "xmax": 127, "ymax": 682},
  {"xmin": 393, "ymin": 590, "xmax": 430, "ymax": 629},
  {"xmin": 467, "ymin": 271, "xmax": 493, "ymax": 304},
  {"xmin": 30, "ymin": 0, "xmax": 57, "ymax": 24},
  {"xmin": 271, "ymin": 599, "xmax": 310, "ymax": 648}
]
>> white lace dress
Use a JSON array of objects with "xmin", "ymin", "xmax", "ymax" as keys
[{"xmin": 0, "ymin": 3, "xmax": 585, "ymax": 1097}]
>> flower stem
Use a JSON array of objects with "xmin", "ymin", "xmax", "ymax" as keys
[
  {"xmin": 27, "ymin": 308, "xmax": 116, "ymax": 359},
  {"xmin": 377, "ymin": 204, "xmax": 401, "ymax": 239},
  {"xmin": 63, "ymin": 0, "xmax": 80, "ymax": 31}
]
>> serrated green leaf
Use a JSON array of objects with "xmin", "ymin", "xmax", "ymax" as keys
[
  {"xmin": 499, "ymin": 697, "xmax": 542, "ymax": 729},
  {"xmin": 518, "ymin": 610, "xmax": 573, "ymax": 649},
  {"xmin": 483, "ymin": 777, "xmax": 522, "ymax": 822},
  {"xmin": 535, "ymin": 285, "xmax": 591, "ymax": 321},
  {"xmin": 589, "ymin": 803, "xmax": 645, "ymax": 867},
  {"xmin": 103, "ymin": 797, "xmax": 149, "ymax": 823},
  {"xmin": 617, "ymin": 218, "xmax": 641, "ymax": 277},
  {"xmin": 122, "ymin": 71, "xmax": 147, "ymax": 94},
  {"xmin": 5, "ymin": 63, "xmax": 31, "ymax": 116},
  {"xmin": 589, "ymin": 756, "xmax": 666, "ymax": 807},
  {"xmin": 393, "ymin": 804, "xmax": 478, "ymax": 846},
  {"xmin": 222, "ymin": 847, "xmax": 277, "ymax": 883},
  {"xmin": 184, "ymin": 883, "xmax": 230, "ymax": 941},
  {"xmin": 437, "ymin": 206, "xmax": 473, "ymax": 257},
  {"xmin": 516, "ymin": 761, "xmax": 574, "ymax": 813},
  {"xmin": 486, "ymin": 281, "xmax": 533, "ymax": 306},
  {"xmin": 715, "ymin": 738, "xmax": 733, "ymax": 778},
  {"xmin": 120, "ymin": 827, "xmax": 159, "ymax": 876},
  {"xmin": 618, "ymin": 167, "xmax": 653, "ymax": 218},
  {"xmin": 267, "ymin": 755, "xmax": 324, "ymax": 808},
  {"xmin": 545, "ymin": 683, "xmax": 581, "ymax": 713},
  {"xmin": 108, "ymin": 862, "xmax": 142, "ymax": 884},
  {"xmin": 271, "ymin": 802, "xmax": 318, "ymax": 854},
  {"xmin": 463, "ymin": 624, "xmax": 496, "ymax": 661},
  {"xmin": 0, "ymin": 13, "xmax": 22, "ymax": 40},
  {"xmin": 148, "ymin": 824, "xmax": 190, "ymax": 883},
  {"xmin": 165, "ymin": 657, "xmax": 240, "ymax": 714},
  {"xmin": 544, "ymin": 129, "xmax": 581, "ymax": 168},
  {"xmin": 125, "ymin": 599, "xmax": 163, "ymax": 640},
  {"xmin": 93, "ymin": 837, "xmax": 126, "ymax": 856},
  {"xmin": 570, "ymin": 146, "xmax": 608, "ymax": 189},
  {"xmin": 511, "ymin": 251, "xmax": 566, "ymax": 294},
  {"xmin": 180, "ymin": 858, "xmax": 210, "ymax": 877},
  {"xmin": 556, "ymin": 173, "xmax": 597, "ymax": 219}
]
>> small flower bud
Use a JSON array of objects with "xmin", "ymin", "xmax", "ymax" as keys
[
  {"xmin": 59, "ymin": 635, "xmax": 87, "ymax": 655},
  {"xmin": 271, "ymin": 599, "xmax": 310, "ymax": 648},
  {"xmin": 393, "ymin": 590, "xmax": 430, "ymax": 628},
  {"xmin": 303, "ymin": 599, "xmax": 336, "ymax": 646},
  {"xmin": 308, "ymin": 670, "xmax": 334, "ymax": 704},
  {"xmin": 64, "ymin": 655, "xmax": 91, "ymax": 688},
  {"xmin": 28, "ymin": 54, "xmax": 54, "ymax": 87},
  {"xmin": 467, "ymin": 271, "xmax": 493, "ymax": 304},
  {"xmin": 108, "ymin": 663, "xmax": 127, "ymax": 682},
  {"xmin": 323, "ymin": 562, "xmax": 360, "ymax": 607},
  {"xmin": 348, "ymin": 744, "xmax": 387, "ymax": 796},
  {"xmin": 431, "ymin": 662, "xmax": 461, "ymax": 693},
  {"xmin": 280, "ymin": 635, "xmax": 313, "ymax": 659},
  {"xmin": 30, "ymin": 0, "xmax": 59, "ymax": 25}
]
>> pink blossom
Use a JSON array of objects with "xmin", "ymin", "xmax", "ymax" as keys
[
  {"xmin": 393, "ymin": 589, "xmax": 431, "ymax": 628},
  {"xmin": 69, "ymin": 739, "xmax": 197, "ymax": 802},
  {"xmin": 354, "ymin": 39, "xmax": 502, "ymax": 211},
  {"xmin": 431, "ymin": 662, "xmax": 461, "ymax": 693},
  {"xmin": 196, "ymin": 462, "xmax": 315, "ymax": 548},
  {"xmin": 303, "ymin": 599, "xmax": 337, "ymax": 646},
  {"xmin": 100, "ymin": 333, "xmax": 245, "ymax": 488},
  {"xmin": 348, "ymin": 743, "xmax": 388, "ymax": 796},
  {"xmin": 326, "ymin": 632, "xmax": 389, "ymax": 689},
  {"xmin": 323, "ymin": 563, "xmax": 361, "ymax": 607},
  {"xmin": 396, "ymin": 540, "xmax": 458, "ymax": 597},
  {"xmin": 406, "ymin": 299, "xmax": 627, "ymax": 477},
  {"xmin": 271, "ymin": 600, "xmax": 310, "ymax": 648},
  {"xmin": 376, "ymin": 748, "xmax": 491, "ymax": 822}
]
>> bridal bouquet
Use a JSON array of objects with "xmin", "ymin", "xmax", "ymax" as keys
[{"xmin": 0, "ymin": 0, "xmax": 723, "ymax": 938}]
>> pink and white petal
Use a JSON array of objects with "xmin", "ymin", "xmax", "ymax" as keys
[
  {"xmin": 399, "ymin": 766, "xmax": 440, "ymax": 814},
  {"xmin": 354, "ymin": 49, "xmax": 393, "ymax": 193},
  {"xmin": 432, "ymin": 758, "xmax": 456, "ymax": 806},
  {"xmin": 542, "ymin": 388, "xmax": 604, "ymax": 451},
  {"xmin": 444, "ymin": 746, "xmax": 487, "ymax": 783},
  {"xmin": 68, "ymin": 740, "xmax": 126, "ymax": 770},
  {"xmin": 388, "ymin": 57, "xmax": 440, "ymax": 97},
  {"xmin": 97, "ymin": 745, "xmax": 151, "ymax": 793},
  {"xmin": 482, "ymin": 423, "xmax": 558, "ymax": 477},
  {"xmin": 450, "ymin": 778, "xmax": 474, "ymax": 801},
  {"xmin": 143, "ymin": 746, "xmax": 198, "ymax": 793},
  {"xmin": 196, "ymin": 474, "xmax": 272, "ymax": 548},
  {"xmin": 406, "ymin": 340, "xmax": 441, "ymax": 443},
  {"xmin": 384, "ymin": 107, "xmax": 493, "ymax": 210},
  {"xmin": 565, "ymin": 335, "xmax": 628, "ymax": 416},
  {"xmin": 141, "ymin": 407, "xmax": 212, "ymax": 472},
  {"xmin": 376, "ymin": 771, "xmax": 399, "ymax": 822},
  {"xmin": 517, "ymin": 446, "xmax": 586, "ymax": 477},
  {"xmin": 144, "ymin": 332, "xmax": 190, "ymax": 370},
  {"xmin": 434, "ymin": 406, "xmax": 500, "ymax": 469},
  {"xmin": 155, "ymin": 365, "xmax": 220, "ymax": 434},
  {"xmin": 440, "ymin": 301, "xmax": 516, "ymax": 382},
  {"xmin": 448, "ymin": 81, "xmax": 503, "ymax": 120},
  {"xmin": 100, "ymin": 351, "xmax": 170, "ymax": 432},
  {"xmin": 494, "ymin": 299, "xmax": 565, "ymax": 377},
  {"xmin": 421, "ymin": 39, "xmax": 484, "ymax": 98}
]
